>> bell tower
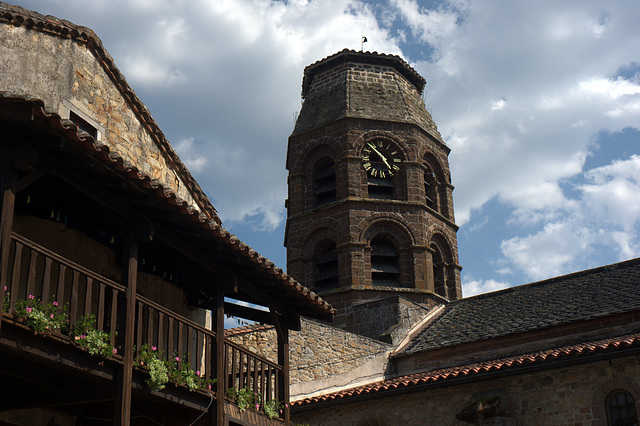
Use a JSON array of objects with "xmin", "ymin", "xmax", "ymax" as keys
[{"xmin": 285, "ymin": 50, "xmax": 462, "ymax": 330}]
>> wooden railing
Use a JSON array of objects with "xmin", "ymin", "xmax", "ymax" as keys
[{"xmin": 2, "ymin": 232, "xmax": 283, "ymax": 408}]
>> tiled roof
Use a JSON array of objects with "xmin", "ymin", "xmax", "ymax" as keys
[
  {"xmin": 301, "ymin": 48, "xmax": 426, "ymax": 98},
  {"xmin": 405, "ymin": 258, "xmax": 640, "ymax": 354},
  {"xmin": 294, "ymin": 332, "xmax": 640, "ymax": 406},
  {"xmin": 0, "ymin": 1, "xmax": 217, "ymax": 224},
  {"xmin": 225, "ymin": 323, "xmax": 274, "ymax": 337},
  {"xmin": 0, "ymin": 95, "xmax": 335, "ymax": 321}
]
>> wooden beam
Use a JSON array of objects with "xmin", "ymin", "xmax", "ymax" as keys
[
  {"xmin": 115, "ymin": 233, "xmax": 139, "ymax": 426},
  {"xmin": 0, "ymin": 162, "xmax": 17, "ymax": 333},
  {"xmin": 272, "ymin": 310, "xmax": 290, "ymax": 425},
  {"xmin": 213, "ymin": 286, "xmax": 225, "ymax": 426},
  {"xmin": 224, "ymin": 302, "xmax": 301, "ymax": 331}
]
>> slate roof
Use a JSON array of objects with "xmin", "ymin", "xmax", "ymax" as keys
[
  {"xmin": 404, "ymin": 258, "xmax": 640, "ymax": 355},
  {"xmin": 293, "ymin": 332, "xmax": 640, "ymax": 407}
]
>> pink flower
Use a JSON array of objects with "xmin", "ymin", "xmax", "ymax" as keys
[
  {"xmin": 196, "ymin": 370, "xmax": 200, "ymax": 376},
  {"xmin": 175, "ymin": 356, "xmax": 180, "ymax": 362},
  {"xmin": 285, "ymin": 404, "xmax": 288, "ymax": 408},
  {"xmin": 255, "ymin": 404, "xmax": 260, "ymax": 410},
  {"xmin": 112, "ymin": 348, "xmax": 118, "ymax": 354},
  {"xmin": 28, "ymin": 294, "xmax": 35, "ymax": 300},
  {"xmin": 26, "ymin": 307, "xmax": 32, "ymax": 313},
  {"xmin": 208, "ymin": 384, "xmax": 212, "ymax": 390},
  {"xmin": 50, "ymin": 314, "xmax": 54, "ymax": 319},
  {"xmin": 151, "ymin": 346, "xmax": 157, "ymax": 351},
  {"xmin": 280, "ymin": 409, "xmax": 283, "ymax": 414},
  {"xmin": 3, "ymin": 285, "xmax": 6, "ymax": 291},
  {"xmin": 52, "ymin": 301, "xmax": 58, "ymax": 306}
]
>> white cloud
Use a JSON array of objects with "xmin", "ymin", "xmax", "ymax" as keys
[
  {"xmin": 462, "ymin": 278, "xmax": 511, "ymax": 298},
  {"xmin": 500, "ymin": 155, "xmax": 640, "ymax": 281}
]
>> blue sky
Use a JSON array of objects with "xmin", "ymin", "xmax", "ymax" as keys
[{"xmin": 12, "ymin": 0, "xmax": 640, "ymax": 298}]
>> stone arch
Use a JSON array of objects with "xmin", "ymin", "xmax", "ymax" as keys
[
  {"xmin": 592, "ymin": 374, "xmax": 640, "ymax": 425},
  {"xmin": 423, "ymin": 151, "xmax": 449, "ymax": 217},
  {"xmin": 360, "ymin": 216, "xmax": 417, "ymax": 288},
  {"xmin": 299, "ymin": 143, "xmax": 339, "ymax": 211},
  {"xmin": 429, "ymin": 232, "xmax": 457, "ymax": 299},
  {"xmin": 356, "ymin": 132, "xmax": 409, "ymax": 201},
  {"xmin": 300, "ymin": 225, "xmax": 341, "ymax": 292}
]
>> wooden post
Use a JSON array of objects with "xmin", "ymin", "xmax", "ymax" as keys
[
  {"xmin": 213, "ymin": 286, "xmax": 225, "ymax": 426},
  {"xmin": 114, "ymin": 233, "xmax": 138, "ymax": 426},
  {"xmin": 0, "ymin": 163, "xmax": 17, "ymax": 333},
  {"xmin": 272, "ymin": 312, "xmax": 291, "ymax": 425}
]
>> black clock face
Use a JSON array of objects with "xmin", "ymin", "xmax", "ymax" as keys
[{"xmin": 362, "ymin": 141, "xmax": 401, "ymax": 178}]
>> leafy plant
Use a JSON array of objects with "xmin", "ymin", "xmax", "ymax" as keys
[
  {"xmin": 3, "ymin": 286, "xmax": 9, "ymax": 313},
  {"xmin": 227, "ymin": 387, "xmax": 259, "ymax": 412},
  {"xmin": 263, "ymin": 399, "xmax": 285, "ymax": 419},
  {"xmin": 14, "ymin": 295, "xmax": 66, "ymax": 334},
  {"xmin": 73, "ymin": 314, "xmax": 117, "ymax": 358},
  {"xmin": 135, "ymin": 344, "xmax": 214, "ymax": 392}
]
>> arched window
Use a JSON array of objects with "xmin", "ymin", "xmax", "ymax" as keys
[
  {"xmin": 370, "ymin": 237, "xmax": 400, "ymax": 287},
  {"xmin": 431, "ymin": 243, "xmax": 446, "ymax": 298},
  {"xmin": 607, "ymin": 390, "xmax": 638, "ymax": 426},
  {"xmin": 314, "ymin": 158, "xmax": 336, "ymax": 206},
  {"xmin": 424, "ymin": 169, "xmax": 437, "ymax": 210},
  {"xmin": 315, "ymin": 240, "xmax": 338, "ymax": 290},
  {"xmin": 364, "ymin": 140, "xmax": 399, "ymax": 200}
]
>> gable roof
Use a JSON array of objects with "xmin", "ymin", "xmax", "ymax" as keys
[
  {"xmin": 293, "ymin": 332, "xmax": 640, "ymax": 407},
  {"xmin": 404, "ymin": 258, "xmax": 640, "ymax": 355}
]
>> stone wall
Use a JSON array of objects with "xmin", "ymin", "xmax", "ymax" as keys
[
  {"xmin": 0, "ymin": 23, "xmax": 205, "ymax": 218},
  {"xmin": 293, "ymin": 354, "xmax": 640, "ymax": 425},
  {"xmin": 227, "ymin": 318, "xmax": 392, "ymax": 400}
]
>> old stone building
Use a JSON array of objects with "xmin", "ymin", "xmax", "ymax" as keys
[
  {"xmin": 0, "ymin": 3, "xmax": 334, "ymax": 425},
  {"xmin": 277, "ymin": 50, "xmax": 640, "ymax": 425}
]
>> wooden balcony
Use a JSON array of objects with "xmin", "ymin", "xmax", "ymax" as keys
[{"xmin": 1, "ymin": 232, "xmax": 284, "ymax": 425}]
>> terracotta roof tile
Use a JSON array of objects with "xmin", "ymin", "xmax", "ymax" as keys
[{"xmin": 295, "ymin": 333, "xmax": 640, "ymax": 407}]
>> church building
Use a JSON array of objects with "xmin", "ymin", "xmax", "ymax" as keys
[{"xmin": 275, "ymin": 50, "xmax": 640, "ymax": 425}]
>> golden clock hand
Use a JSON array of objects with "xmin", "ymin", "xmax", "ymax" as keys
[{"xmin": 369, "ymin": 144, "xmax": 391, "ymax": 168}]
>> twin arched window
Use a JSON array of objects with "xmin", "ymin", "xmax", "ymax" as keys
[
  {"xmin": 370, "ymin": 237, "xmax": 400, "ymax": 287},
  {"xmin": 315, "ymin": 240, "xmax": 338, "ymax": 291},
  {"xmin": 607, "ymin": 390, "xmax": 638, "ymax": 426},
  {"xmin": 314, "ymin": 158, "xmax": 336, "ymax": 206}
]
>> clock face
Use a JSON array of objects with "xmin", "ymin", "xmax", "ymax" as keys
[{"xmin": 362, "ymin": 141, "xmax": 401, "ymax": 178}]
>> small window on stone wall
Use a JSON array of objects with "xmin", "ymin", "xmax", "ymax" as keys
[
  {"xmin": 607, "ymin": 390, "xmax": 638, "ymax": 426},
  {"xmin": 371, "ymin": 237, "xmax": 400, "ymax": 287},
  {"xmin": 315, "ymin": 241, "xmax": 338, "ymax": 291},
  {"xmin": 424, "ymin": 170, "xmax": 437, "ymax": 210},
  {"xmin": 70, "ymin": 111, "xmax": 98, "ymax": 139},
  {"xmin": 431, "ymin": 244, "xmax": 446, "ymax": 298},
  {"xmin": 314, "ymin": 158, "xmax": 336, "ymax": 206}
]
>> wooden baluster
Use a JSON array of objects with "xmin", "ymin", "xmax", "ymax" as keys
[
  {"xmin": 167, "ymin": 316, "xmax": 174, "ymax": 360},
  {"xmin": 25, "ymin": 249, "xmax": 39, "ymax": 299},
  {"xmin": 97, "ymin": 283, "xmax": 106, "ymax": 331},
  {"xmin": 187, "ymin": 327, "xmax": 194, "ymax": 372},
  {"xmin": 136, "ymin": 300, "xmax": 143, "ymax": 359},
  {"xmin": 147, "ymin": 307, "xmax": 154, "ymax": 350},
  {"xmin": 231, "ymin": 346, "xmax": 238, "ymax": 390},
  {"xmin": 239, "ymin": 352, "xmax": 245, "ymax": 389},
  {"xmin": 69, "ymin": 271, "xmax": 80, "ymax": 326},
  {"xmin": 177, "ymin": 321, "xmax": 184, "ymax": 366},
  {"xmin": 56, "ymin": 264, "xmax": 67, "ymax": 316},
  {"xmin": 41, "ymin": 257, "xmax": 53, "ymax": 304},
  {"xmin": 158, "ymin": 312, "xmax": 164, "ymax": 357},
  {"xmin": 9, "ymin": 241, "xmax": 23, "ymax": 313},
  {"xmin": 205, "ymin": 334, "xmax": 212, "ymax": 388},
  {"xmin": 110, "ymin": 289, "xmax": 118, "ymax": 347},
  {"xmin": 84, "ymin": 277, "xmax": 93, "ymax": 317},
  {"xmin": 253, "ymin": 357, "xmax": 259, "ymax": 395}
]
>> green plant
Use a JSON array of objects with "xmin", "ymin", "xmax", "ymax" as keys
[
  {"xmin": 136, "ymin": 343, "xmax": 169, "ymax": 391},
  {"xmin": 263, "ymin": 399, "xmax": 284, "ymax": 419},
  {"xmin": 135, "ymin": 344, "xmax": 214, "ymax": 392},
  {"xmin": 227, "ymin": 387, "xmax": 259, "ymax": 412},
  {"xmin": 73, "ymin": 314, "xmax": 117, "ymax": 358},
  {"xmin": 14, "ymin": 295, "xmax": 66, "ymax": 334}
]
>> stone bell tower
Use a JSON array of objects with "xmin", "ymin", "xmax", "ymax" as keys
[{"xmin": 285, "ymin": 49, "xmax": 462, "ymax": 331}]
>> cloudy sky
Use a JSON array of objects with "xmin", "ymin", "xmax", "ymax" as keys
[{"xmin": 13, "ymin": 0, "xmax": 640, "ymax": 297}]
